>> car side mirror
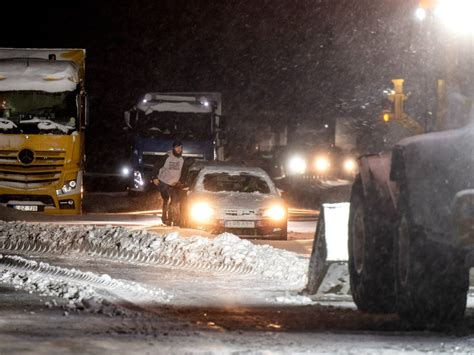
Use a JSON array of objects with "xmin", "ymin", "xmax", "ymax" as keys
[{"xmin": 277, "ymin": 188, "xmax": 287, "ymax": 199}]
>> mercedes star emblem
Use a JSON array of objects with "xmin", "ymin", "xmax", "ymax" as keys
[{"xmin": 18, "ymin": 149, "xmax": 35, "ymax": 165}]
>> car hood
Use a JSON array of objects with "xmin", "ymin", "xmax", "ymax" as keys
[{"xmin": 188, "ymin": 191, "xmax": 284, "ymax": 211}]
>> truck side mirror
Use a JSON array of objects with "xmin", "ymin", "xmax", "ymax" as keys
[
  {"xmin": 216, "ymin": 115, "xmax": 226, "ymax": 130},
  {"xmin": 81, "ymin": 92, "xmax": 89, "ymax": 128},
  {"xmin": 124, "ymin": 110, "xmax": 138, "ymax": 129},
  {"xmin": 124, "ymin": 110, "xmax": 131, "ymax": 128}
]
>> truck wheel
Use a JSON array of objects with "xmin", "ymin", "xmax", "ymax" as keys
[
  {"xmin": 348, "ymin": 176, "xmax": 396, "ymax": 313},
  {"xmin": 394, "ymin": 191, "xmax": 468, "ymax": 328}
]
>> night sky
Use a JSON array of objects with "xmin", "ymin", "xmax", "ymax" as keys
[{"xmin": 4, "ymin": 0, "xmax": 433, "ymax": 170}]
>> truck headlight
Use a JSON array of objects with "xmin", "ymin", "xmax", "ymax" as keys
[
  {"xmin": 343, "ymin": 159, "xmax": 357, "ymax": 173},
  {"xmin": 56, "ymin": 180, "xmax": 78, "ymax": 196},
  {"xmin": 190, "ymin": 202, "xmax": 215, "ymax": 223},
  {"xmin": 122, "ymin": 166, "xmax": 131, "ymax": 176},
  {"xmin": 288, "ymin": 156, "xmax": 306, "ymax": 175},
  {"xmin": 315, "ymin": 156, "xmax": 330, "ymax": 172},
  {"xmin": 263, "ymin": 205, "xmax": 286, "ymax": 221}
]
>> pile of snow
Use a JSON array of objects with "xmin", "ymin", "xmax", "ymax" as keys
[
  {"xmin": 0, "ymin": 253, "xmax": 171, "ymax": 315},
  {"xmin": 0, "ymin": 254, "xmax": 117, "ymax": 315},
  {"xmin": 0, "ymin": 222, "xmax": 308, "ymax": 285}
]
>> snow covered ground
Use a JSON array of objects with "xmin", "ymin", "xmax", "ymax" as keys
[{"xmin": 1, "ymin": 219, "xmax": 474, "ymax": 353}]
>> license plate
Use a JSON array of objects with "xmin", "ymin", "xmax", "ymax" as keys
[
  {"xmin": 13, "ymin": 205, "xmax": 38, "ymax": 212},
  {"xmin": 224, "ymin": 220, "xmax": 255, "ymax": 228}
]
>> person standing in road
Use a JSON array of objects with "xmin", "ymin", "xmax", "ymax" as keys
[{"xmin": 152, "ymin": 140, "xmax": 185, "ymax": 225}]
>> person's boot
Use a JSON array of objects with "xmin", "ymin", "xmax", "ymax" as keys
[{"xmin": 161, "ymin": 206, "xmax": 169, "ymax": 226}]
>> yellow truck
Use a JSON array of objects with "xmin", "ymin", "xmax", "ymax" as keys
[{"xmin": 0, "ymin": 48, "xmax": 86, "ymax": 214}]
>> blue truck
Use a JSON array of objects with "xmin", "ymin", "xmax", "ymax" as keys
[{"xmin": 123, "ymin": 92, "xmax": 224, "ymax": 192}]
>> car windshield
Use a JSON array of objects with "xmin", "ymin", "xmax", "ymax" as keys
[
  {"xmin": 0, "ymin": 90, "xmax": 78, "ymax": 134},
  {"xmin": 202, "ymin": 172, "xmax": 271, "ymax": 194},
  {"xmin": 135, "ymin": 111, "xmax": 212, "ymax": 140}
]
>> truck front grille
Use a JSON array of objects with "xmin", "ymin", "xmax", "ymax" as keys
[
  {"xmin": 0, "ymin": 194, "xmax": 55, "ymax": 207},
  {"xmin": 0, "ymin": 149, "xmax": 65, "ymax": 188}
]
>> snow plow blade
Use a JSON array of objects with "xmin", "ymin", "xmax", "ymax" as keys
[{"xmin": 305, "ymin": 202, "xmax": 350, "ymax": 295}]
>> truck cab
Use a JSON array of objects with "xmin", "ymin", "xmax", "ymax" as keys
[
  {"xmin": 123, "ymin": 92, "xmax": 224, "ymax": 192},
  {"xmin": 0, "ymin": 48, "xmax": 86, "ymax": 214}
]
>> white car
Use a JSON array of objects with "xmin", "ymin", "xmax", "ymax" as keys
[{"xmin": 183, "ymin": 164, "xmax": 287, "ymax": 240}]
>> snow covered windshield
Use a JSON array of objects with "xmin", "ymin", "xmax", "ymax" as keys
[
  {"xmin": 135, "ymin": 111, "xmax": 212, "ymax": 140},
  {"xmin": 0, "ymin": 90, "xmax": 78, "ymax": 134},
  {"xmin": 202, "ymin": 173, "xmax": 271, "ymax": 194}
]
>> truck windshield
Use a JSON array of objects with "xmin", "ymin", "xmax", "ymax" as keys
[
  {"xmin": 135, "ymin": 111, "xmax": 213, "ymax": 140},
  {"xmin": 0, "ymin": 90, "xmax": 78, "ymax": 135}
]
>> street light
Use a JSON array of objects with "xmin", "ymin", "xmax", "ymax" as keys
[
  {"xmin": 436, "ymin": 0, "xmax": 474, "ymax": 35},
  {"xmin": 416, "ymin": 0, "xmax": 474, "ymax": 35},
  {"xmin": 415, "ymin": 7, "xmax": 427, "ymax": 21}
]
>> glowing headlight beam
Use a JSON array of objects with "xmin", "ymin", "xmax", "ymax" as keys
[
  {"xmin": 343, "ymin": 159, "xmax": 357, "ymax": 172},
  {"xmin": 122, "ymin": 167, "xmax": 130, "ymax": 176},
  {"xmin": 415, "ymin": 7, "xmax": 427, "ymax": 21},
  {"xmin": 190, "ymin": 202, "xmax": 214, "ymax": 223},
  {"xmin": 315, "ymin": 157, "xmax": 330, "ymax": 172},
  {"xmin": 263, "ymin": 205, "xmax": 286, "ymax": 221},
  {"xmin": 288, "ymin": 156, "xmax": 307, "ymax": 175},
  {"xmin": 422, "ymin": 0, "xmax": 474, "ymax": 35},
  {"xmin": 437, "ymin": 0, "xmax": 474, "ymax": 34}
]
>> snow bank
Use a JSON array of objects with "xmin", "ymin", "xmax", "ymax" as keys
[
  {"xmin": 0, "ymin": 254, "xmax": 117, "ymax": 314},
  {"xmin": 0, "ymin": 253, "xmax": 170, "ymax": 315},
  {"xmin": 0, "ymin": 222, "xmax": 308, "ymax": 285}
]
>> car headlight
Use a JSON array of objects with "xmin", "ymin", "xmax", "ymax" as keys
[
  {"xmin": 288, "ymin": 156, "xmax": 306, "ymax": 175},
  {"xmin": 343, "ymin": 159, "xmax": 357, "ymax": 173},
  {"xmin": 315, "ymin": 156, "xmax": 330, "ymax": 172},
  {"xmin": 56, "ymin": 179, "xmax": 78, "ymax": 196},
  {"xmin": 190, "ymin": 202, "xmax": 215, "ymax": 223},
  {"xmin": 263, "ymin": 205, "xmax": 286, "ymax": 221}
]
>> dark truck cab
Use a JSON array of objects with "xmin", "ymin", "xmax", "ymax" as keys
[{"xmin": 123, "ymin": 92, "xmax": 224, "ymax": 192}]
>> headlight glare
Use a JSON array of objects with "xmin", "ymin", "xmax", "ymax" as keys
[
  {"xmin": 263, "ymin": 205, "xmax": 286, "ymax": 221},
  {"xmin": 315, "ymin": 156, "xmax": 330, "ymax": 172},
  {"xmin": 344, "ymin": 159, "xmax": 357, "ymax": 172},
  {"xmin": 288, "ymin": 156, "xmax": 306, "ymax": 175},
  {"xmin": 190, "ymin": 202, "xmax": 215, "ymax": 223}
]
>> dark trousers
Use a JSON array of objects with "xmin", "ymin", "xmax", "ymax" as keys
[{"xmin": 157, "ymin": 182, "xmax": 179, "ymax": 222}]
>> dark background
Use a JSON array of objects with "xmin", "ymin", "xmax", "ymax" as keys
[{"xmin": 4, "ymin": 0, "xmax": 442, "ymax": 171}]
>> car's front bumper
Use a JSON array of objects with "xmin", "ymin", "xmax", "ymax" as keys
[{"xmin": 191, "ymin": 219, "xmax": 287, "ymax": 239}]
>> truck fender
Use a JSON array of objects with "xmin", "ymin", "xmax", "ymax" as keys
[{"xmin": 358, "ymin": 153, "xmax": 398, "ymax": 219}]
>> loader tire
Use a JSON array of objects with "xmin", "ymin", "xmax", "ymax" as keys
[
  {"xmin": 394, "ymin": 188, "xmax": 469, "ymax": 328},
  {"xmin": 348, "ymin": 176, "xmax": 396, "ymax": 313}
]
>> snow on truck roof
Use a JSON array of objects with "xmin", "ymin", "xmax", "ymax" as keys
[
  {"xmin": 136, "ymin": 92, "xmax": 222, "ymax": 115},
  {"xmin": 0, "ymin": 59, "xmax": 79, "ymax": 92}
]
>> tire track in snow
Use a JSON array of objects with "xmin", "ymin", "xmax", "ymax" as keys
[
  {"xmin": 0, "ymin": 239, "xmax": 256, "ymax": 276},
  {"xmin": 0, "ymin": 254, "xmax": 171, "ymax": 307}
]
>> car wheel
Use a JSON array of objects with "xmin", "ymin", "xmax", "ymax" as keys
[
  {"xmin": 278, "ymin": 224, "xmax": 288, "ymax": 240},
  {"xmin": 394, "ymin": 186, "xmax": 469, "ymax": 328},
  {"xmin": 348, "ymin": 176, "xmax": 396, "ymax": 313}
]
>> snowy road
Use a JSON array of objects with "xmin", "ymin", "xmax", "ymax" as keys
[{"xmin": 0, "ymin": 216, "xmax": 474, "ymax": 353}]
